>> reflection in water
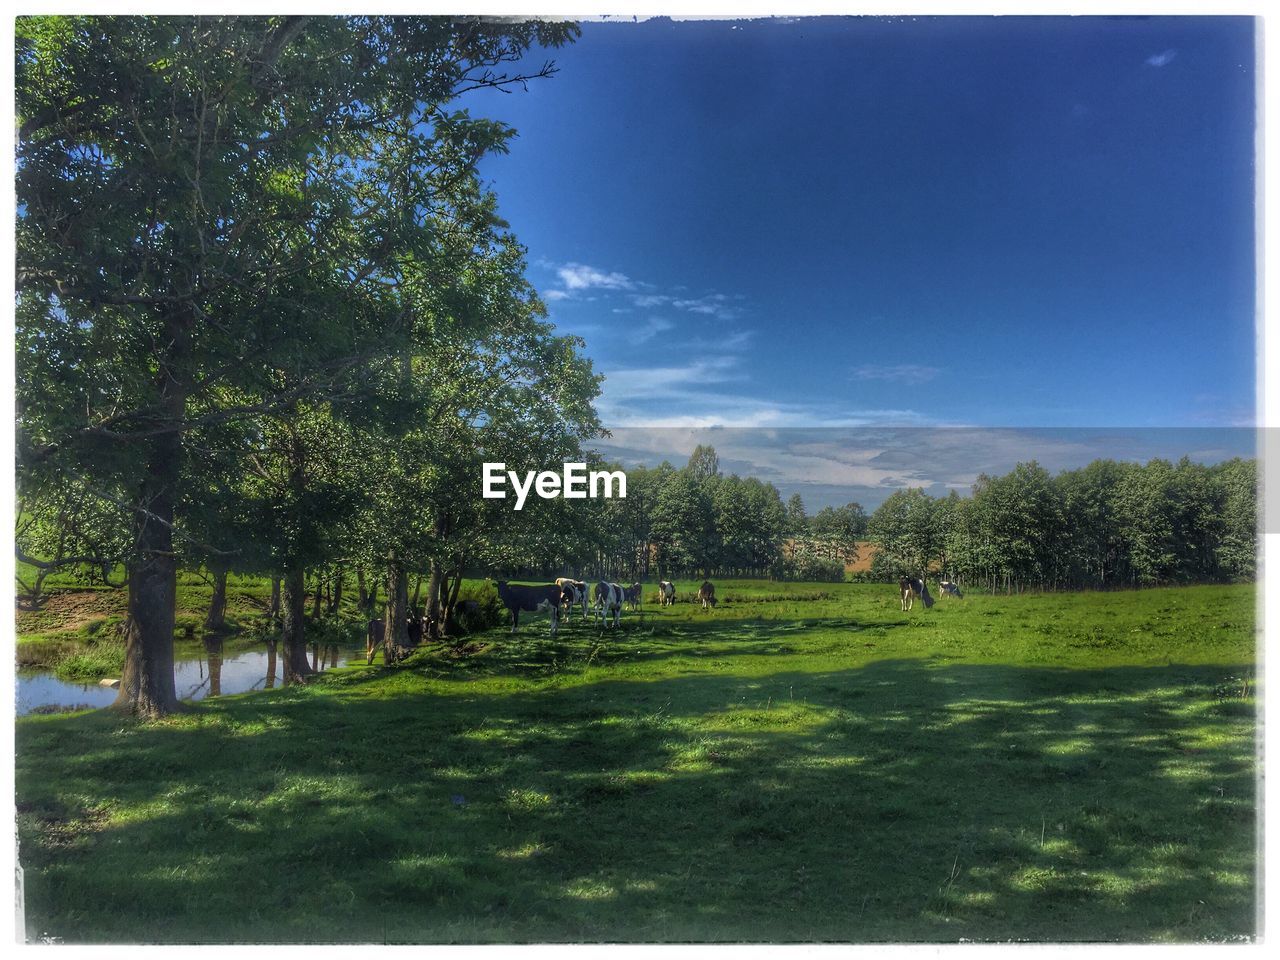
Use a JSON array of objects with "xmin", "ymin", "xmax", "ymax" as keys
[
  {"xmin": 17, "ymin": 640, "xmax": 355, "ymax": 715},
  {"xmin": 204, "ymin": 635, "xmax": 224, "ymax": 697}
]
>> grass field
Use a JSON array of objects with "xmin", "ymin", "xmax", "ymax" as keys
[{"xmin": 14, "ymin": 581, "xmax": 1258, "ymax": 943}]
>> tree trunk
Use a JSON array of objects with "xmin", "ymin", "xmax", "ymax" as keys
[
  {"xmin": 281, "ymin": 567, "xmax": 314, "ymax": 684},
  {"xmin": 384, "ymin": 556, "xmax": 409, "ymax": 665},
  {"xmin": 443, "ymin": 564, "xmax": 464, "ymax": 635},
  {"xmin": 269, "ymin": 576, "xmax": 281, "ymax": 621},
  {"xmin": 357, "ymin": 567, "xmax": 368, "ymax": 607},
  {"xmin": 330, "ymin": 566, "xmax": 344, "ymax": 614},
  {"xmin": 113, "ymin": 403, "xmax": 184, "ymax": 718},
  {"xmin": 264, "ymin": 637, "xmax": 277, "ymax": 690},
  {"xmin": 426, "ymin": 560, "xmax": 444, "ymax": 640},
  {"xmin": 411, "ymin": 573, "xmax": 424, "ymax": 610},
  {"xmin": 310, "ymin": 570, "xmax": 324, "ymax": 619},
  {"xmin": 204, "ymin": 567, "xmax": 229, "ymax": 633}
]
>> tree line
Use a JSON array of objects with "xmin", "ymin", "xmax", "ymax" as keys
[{"xmin": 867, "ymin": 457, "xmax": 1256, "ymax": 592}]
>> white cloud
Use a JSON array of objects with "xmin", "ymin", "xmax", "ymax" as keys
[
  {"xmin": 596, "ymin": 353, "xmax": 936, "ymax": 431},
  {"xmin": 672, "ymin": 293, "xmax": 740, "ymax": 320},
  {"xmin": 852, "ymin": 363, "xmax": 941, "ymax": 385},
  {"xmin": 557, "ymin": 262, "xmax": 636, "ymax": 292},
  {"xmin": 630, "ymin": 294, "xmax": 671, "ymax": 308},
  {"xmin": 1146, "ymin": 49, "xmax": 1177, "ymax": 67},
  {"xmin": 542, "ymin": 289, "xmax": 571, "ymax": 301},
  {"xmin": 628, "ymin": 316, "xmax": 676, "ymax": 345}
]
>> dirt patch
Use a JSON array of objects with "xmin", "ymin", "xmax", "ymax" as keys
[{"xmin": 846, "ymin": 540, "xmax": 879, "ymax": 575}]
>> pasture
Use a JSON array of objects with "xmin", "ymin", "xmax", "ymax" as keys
[{"xmin": 15, "ymin": 581, "xmax": 1257, "ymax": 943}]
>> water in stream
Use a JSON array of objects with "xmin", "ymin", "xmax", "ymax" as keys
[{"xmin": 16, "ymin": 641, "xmax": 354, "ymax": 716}]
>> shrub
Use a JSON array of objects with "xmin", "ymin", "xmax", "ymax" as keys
[{"xmin": 451, "ymin": 581, "xmax": 505, "ymax": 633}]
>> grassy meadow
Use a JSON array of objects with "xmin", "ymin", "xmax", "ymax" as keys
[{"xmin": 15, "ymin": 580, "xmax": 1258, "ymax": 943}]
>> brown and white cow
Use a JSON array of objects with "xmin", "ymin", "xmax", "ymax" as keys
[
  {"xmin": 556, "ymin": 577, "xmax": 590, "ymax": 619},
  {"xmin": 496, "ymin": 581, "xmax": 562, "ymax": 634},
  {"xmin": 623, "ymin": 582, "xmax": 643, "ymax": 610},
  {"xmin": 697, "ymin": 581, "xmax": 717, "ymax": 610}
]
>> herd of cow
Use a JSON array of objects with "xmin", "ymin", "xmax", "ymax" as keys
[
  {"xmin": 366, "ymin": 575, "xmax": 964, "ymax": 661},
  {"xmin": 495, "ymin": 578, "xmax": 718, "ymax": 635}
]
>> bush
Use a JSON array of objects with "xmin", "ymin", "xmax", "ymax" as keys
[{"xmin": 451, "ymin": 581, "xmax": 505, "ymax": 633}]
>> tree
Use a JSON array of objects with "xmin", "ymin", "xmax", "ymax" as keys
[
  {"xmin": 810, "ymin": 502, "xmax": 867, "ymax": 566},
  {"xmin": 686, "ymin": 445, "xmax": 721, "ymax": 483},
  {"xmin": 16, "ymin": 15, "xmax": 579, "ymax": 716},
  {"xmin": 1213, "ymin": 458, "xmax": 1257, "ymax": 580},
  {"xmin": 868, "ymin": 488, "xmax": 936, "ymax": 578}
]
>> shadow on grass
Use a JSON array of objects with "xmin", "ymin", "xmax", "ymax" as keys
[{"xmin": 16, "ymin": 657, "xmax": 1256, "ymax": 944}]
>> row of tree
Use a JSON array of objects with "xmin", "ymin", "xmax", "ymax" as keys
[
  {"xmin": 16, "ymin": 16, "xmax": 602, "ymax": 716},
  {"xmin": 867, "ymin": 457, "xmax": 1256, "ymax": 592}
]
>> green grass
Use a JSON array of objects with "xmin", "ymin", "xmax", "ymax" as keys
[{"xmin": 15, "ymin": 582, "xmax": 1258, "ymax": 943}]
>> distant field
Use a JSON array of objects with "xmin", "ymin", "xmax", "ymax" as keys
[{"xmin": 15, "ymin": 582, "xmax": 1257, "ymax": 942}]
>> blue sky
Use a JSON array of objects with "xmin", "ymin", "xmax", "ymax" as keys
[{"xmin": 471, "ymin": 16, "xmax": 1256, "ymax": 507}]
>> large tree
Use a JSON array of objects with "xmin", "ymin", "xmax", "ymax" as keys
[{"xmin": 16, "ymin": 15, "xmax": 578, "ymax": 716}]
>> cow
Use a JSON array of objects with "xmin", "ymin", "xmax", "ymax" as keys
[
  {"xmin": 594, "ymin": 580, "xmax": 624, "ymax": 628},
  {"xmin": 939, "ymin": 580, "xmax": 964, "ymax": 599},
  {"xmin": 556, "ymin": 577, "xmax": 590, "ymax": 619},
  {"xmin": 365, "ymin": 618, "xmax": 385, "ymax": 665},
  {"xmin": 623, "ymin": 582, "xmax": 643, "ymax": 610},
  {"xmin": 697, "ymin": 581, "xmax": 717, "ymax": 610},
  {"xmin": 495, "ymin": 581, "xmax": 562, "ymax": 635},
  {"xmin": 658, "ymin": 581, "xmax": 676, "ymax": 606},
  {"xmin": 899, "ymin": 577, "xmax": 935, "ymax": 611}
]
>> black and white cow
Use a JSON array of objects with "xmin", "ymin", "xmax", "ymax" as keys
[
  {"xmin": 495, "ymin": 581, "xmax": 562, "ymax": 634},
  {"xmin": 658, "ymin": 581, "xmax": 676, "ymax": 606},
  {"xmin": 899, "ymin": 577, "xmax": 935, "ymax": 611},
  {"xmin": 623, "ymin": 582, "xmax": 643, "ymax": 610},
  {"xmin": 594, "ymin": 580, "xmax": 624, "ymax": 628},
  {"xmin": 697, "ymin": 581, "xmax": 717, "ymax": 610},
  {"xmin": 939, "ymin": 580, "xmax": 964, "ymax": 599}
]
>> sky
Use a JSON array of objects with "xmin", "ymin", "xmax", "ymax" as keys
[{"xmin": 471, "ymin": 16, "xmax": 1257, "ymax": 508}]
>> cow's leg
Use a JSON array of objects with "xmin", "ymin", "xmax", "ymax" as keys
[{"xmin": 511, "ymin": 608, "xmax": 519, "ymax": 634}]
